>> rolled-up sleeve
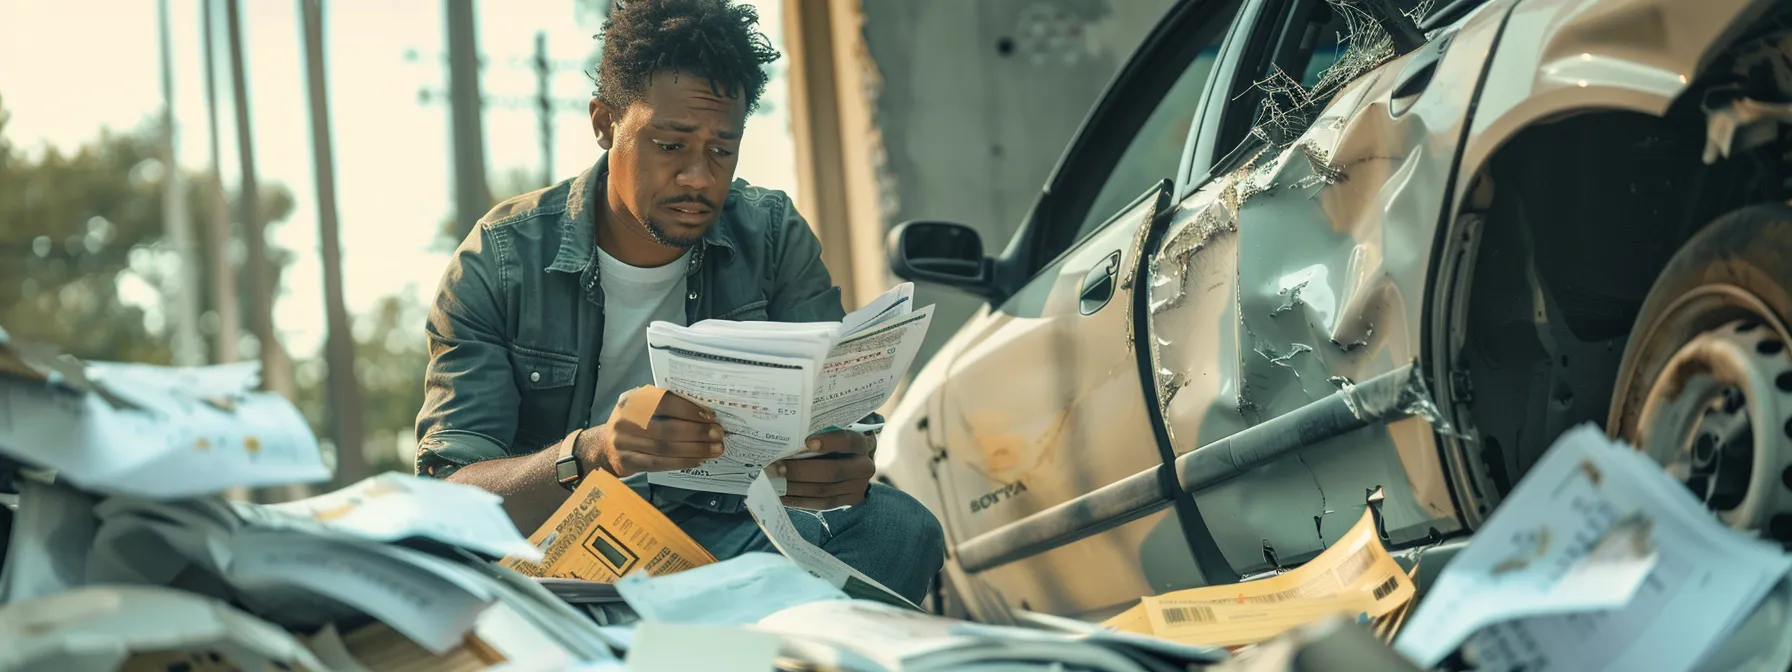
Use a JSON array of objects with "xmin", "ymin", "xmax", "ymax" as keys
[
  {"xmin": 767, "ymin": 199, "xmax": 847, "ymax": 323},
  {"xmin": 415, "ymin": 224, "xmax": 518, "ymax": 479}
]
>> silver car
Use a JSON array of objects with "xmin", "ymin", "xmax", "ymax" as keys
[{"xmin": 874, "ymin": 0, "xmax": 1792, "ymax": 624}]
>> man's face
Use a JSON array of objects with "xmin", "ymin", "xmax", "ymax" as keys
[{"xmin": 592, "ymin": 71, "xmax": 747, "ymax": 248}]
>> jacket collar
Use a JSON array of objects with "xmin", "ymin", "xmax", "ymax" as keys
[{"xmin": 546, "ymin": 152, "xmax": 740, "ymax": 275}]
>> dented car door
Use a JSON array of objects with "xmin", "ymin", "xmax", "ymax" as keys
[{"xmin": 1145, "ymin": 0, "xmax": 1509, "ymax": 576}]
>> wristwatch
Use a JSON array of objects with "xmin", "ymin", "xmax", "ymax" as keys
[{"xmin": 554, "ymin": 429, "xmax": 584, "ymax": 491}]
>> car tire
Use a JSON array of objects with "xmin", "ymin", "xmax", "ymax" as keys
[{"xmin": 1608, "ymin": 202, "xmax": 1792, "ymax": 539}]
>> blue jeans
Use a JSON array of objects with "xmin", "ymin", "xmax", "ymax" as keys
[{"xmin": 663, "ymin": 482, "xmax": 947, "ymax": 605}]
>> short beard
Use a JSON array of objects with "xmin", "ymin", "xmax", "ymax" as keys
[{"xmin": 641, "ymin": 216, "xmax": 703, "ymax": 249}]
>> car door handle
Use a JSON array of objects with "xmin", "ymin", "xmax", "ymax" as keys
[
  {"xmin": 1388, "ymin": 31, "xmax": 1453, "ymax": 117},
  {"xmin": 1078, "ymin": 251, "xmax": 1122, "ymax": 315}
]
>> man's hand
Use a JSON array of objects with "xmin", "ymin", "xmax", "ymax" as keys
[
  {"xmin": 770, "ymin": 430, "xmax": 876, "ymax": 509},
  {"xmin": 578, "ymin": 386, "xmax": 725, "ymax": 477}
]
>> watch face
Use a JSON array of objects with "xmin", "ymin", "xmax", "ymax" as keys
[{"xmin": 555, "ymin": 456, "xmax": 580, "ymax": 484}]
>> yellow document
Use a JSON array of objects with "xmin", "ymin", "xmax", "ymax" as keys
[
  {"xmin": 1103, "ymin": 603, "xmax": 1153, "ymax": 635},
  {"xmin": 1114, "ymin": 510, "xmax": 1414, "ymax": 648},
  {"xmin": 500, "ymin": 469, "xmax": 716, "ymax": 582}
]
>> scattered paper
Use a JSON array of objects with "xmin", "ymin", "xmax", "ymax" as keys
[
  {"xmin": 1395, "ymin": 423, "xmax": 1792, "ymax": 671},
  {"xmin": 1108, "ymin": 510, "xmax": 1413, "ymax": 649},
  {"xmin": 616, "ymin": 552, "xmax": 846, "ymax": 625},
  {"xmin": 756, "ymin": 599, "xmax": 1215, "ymax": 672},
  {"xmin": 0, "ymin": 585, "xmax": 328, "ymax": 672},
  {"xmin": 0, "ymin": 371, "xmax": 327, "ymax": 499},
  {"xmin": 259, "ymin": 471, "xmax": 541, "ymax": 561},
  {"xmin": 0, "ymin": 478, "xmax": 97, "ymax": 603},
  {"xmin": 222, "ymin": 531, "xmax": 492, "ymax": 653},
  {"xmin": 625, "ymin": 622, "xmax": 781, "ymax": 672},
  {"xmin": 501, "ymin": 468, "xmax": 716, "ymax": 582},
  {"xmin": 744, "ymin": 471, "xmax": 916, "ymax": 610},
  {"xmin": 326, "ymin": 621, "xmax": 496, "ymax": 672}
]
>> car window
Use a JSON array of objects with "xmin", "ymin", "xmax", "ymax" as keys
[
  {"xmin": 1069, "ymin": 47, "xmax": 1221, "ymax": 244},
  {"xmin": 1025, "ymin": 0, "xmax": 1243, "ymax": 266}
]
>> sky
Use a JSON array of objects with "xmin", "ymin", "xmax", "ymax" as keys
[{"xmin": 0, "ymin": 0, "xmax": 799, "ymax": 356}]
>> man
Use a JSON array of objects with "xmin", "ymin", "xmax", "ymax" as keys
[{"xmin": 414, "ymin": 0, "xmax": 945, "ymax": 604}]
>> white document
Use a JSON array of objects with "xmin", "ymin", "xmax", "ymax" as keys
[
  {"xmin": 743, "ymin": 472, "xmax": 916, "ymax": 610},
  {"xmin": 0, "ymin": 585, "xmax": 328, "ymax": 672},
  {"xmin": 222, "ymin": 531, "xmax": 493, "ymax": 654},
  {"xmin": 0, "ymin": 372, "xmax": 327, "ymax": 499},
  {"xmin": 754, "ymin": 599, "xmax": 1161, "ymax": 672},
  {"xmin": 615, "ymin": 551, "xmax": 847, "ymax": 625},
  {"xmin": 1395, "ymin": 424, "xmax": 1792, "ymax": 671},
  {"xmin": 85, "ymin": 360, "xmax": 261, "ymax": 403},
  {"xmin": 645, "ymin": 283, "xmax": 933, "ymax": 495},
  {"xmin": 646, "ymin": 337, "xmax": 817, "ymax": 495},
  {"xmin": 0, "ymin": 478, "xmax": 98, "ymax": 603},
  {"xmin": 258, "ymin": 471, "xmax": 542, "ymax": 561}
]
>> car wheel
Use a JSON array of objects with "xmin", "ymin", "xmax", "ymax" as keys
[{"xmin": 1609, "ymin": 203, "xmax": 1792, "ymax": 540}]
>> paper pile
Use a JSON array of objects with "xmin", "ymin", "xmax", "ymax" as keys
[
  {"xmin": 1394, "ymin": 423, "xmax": 1792, "ymax": 671},
  {"xmin": 0, "ymin": 342, "xmax": 622, "ymax": 670},
  {"xmin": 603, "ymin": 552, "xmax": 1229, "ymax": 672},
  {"xmin": 0, "ymin": 347, "xmax": 327, "ymax": 499},
  {"xmin": 645, "ymin": 282, "xmax": 933, "ymax": 496}
]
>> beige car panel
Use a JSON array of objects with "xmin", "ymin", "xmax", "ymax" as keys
[
  {"xmin": 935, "ymin": 190, "xmax": 1174, "ymax": 541},
  {"xmin": 979, "ymin": 508, "xmax": 1202, "ymax": 622}
]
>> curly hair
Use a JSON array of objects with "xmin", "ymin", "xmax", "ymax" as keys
[{"xmin": 595, "ymin": 0, "xmax": 781, "ymax": 115}]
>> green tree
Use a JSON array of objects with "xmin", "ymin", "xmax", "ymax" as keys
[{"xmin": 0, "ymin": 94, "xmax": 295, "ymax": 365}]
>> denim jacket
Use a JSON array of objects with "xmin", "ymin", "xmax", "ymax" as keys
[{"xmin": 414, "ymin": 153, "xmax": 847, "ymax": 514}]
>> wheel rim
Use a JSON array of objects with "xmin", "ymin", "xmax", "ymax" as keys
[{"xmin": 1635, "ymin": 309, "xmax": 1792, "ymax": 536}]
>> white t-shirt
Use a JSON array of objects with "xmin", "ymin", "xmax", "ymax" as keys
[{"xmin": 587, "ymin": 246, "xmax": 689, "ymax": 426}]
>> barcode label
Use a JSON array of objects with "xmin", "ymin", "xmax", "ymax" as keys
[
  {"xmin": 1161, "ymin": 606, "xmax": 1217, "ymax": 625},
  {"xmin": 1371, "ymin": 575, "xmax": 1400, "ymax": 600}
]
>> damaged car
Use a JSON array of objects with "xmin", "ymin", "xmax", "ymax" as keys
[{"xmin": 873, "ymin": 0, "xmax": 1792, "ymax": 624}]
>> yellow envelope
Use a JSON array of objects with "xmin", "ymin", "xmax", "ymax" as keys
[
  {"xmin": 500, "ymin": 469, "xmax": 716, "ymax": 582},
  {"xmin": 1108, "ymin": 509, "xmax": 1414, "ymax": 648}
]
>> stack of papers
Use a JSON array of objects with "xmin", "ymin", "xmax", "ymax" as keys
[
  {"xmin": 645, "ymin": 282, "xmax": 933, "ymax": 495},
  {"xmin": 1, "ymin": 470, "xmax": 622, "ymax": 669},
  {"xmin": 1394, "ymin": 424, "xmax": 1792, "ymax": 671},
  {"xmin": 0, "ymin": 342, "xmax": 630, "ymax": 670}
]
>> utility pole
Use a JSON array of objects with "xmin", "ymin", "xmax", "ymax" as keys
[
  {"xmin": 299, "ymin": 0, "xmax": 367, "ymax": 488},
  {"xmin": 199, "ymin": 0, "xmax": 241, "ymax": 366},
  {"xmin": 226, "ymin": 0, "xmax": 303, "ymax": 501},
  {"xmin": 445, "ymin": 0, "xmax": 490, "ymax": 243},
  {"xmin": 535, "ymin": 31, "xmax": 553, "ymax": 188},
  {"xmin": 201, "ymin": 0, "xmax": 248, "ymax": 503},
  {"xmin": 157, "ymin": 0, "xmax": 204, "ymax": 367}
]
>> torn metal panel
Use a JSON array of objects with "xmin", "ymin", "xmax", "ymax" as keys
[
  {"xmin": 1334, "ymin": 360, "xmax": 1460, "ymax": 439},
  {"xmin": 1144, "ymin": 0, "xmax": 1513, "ymax": 572}
]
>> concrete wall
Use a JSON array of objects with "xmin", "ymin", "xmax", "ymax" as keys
[{"xmin": 857, "ymin": 0, "xmax": 1177, "ymax": 368}]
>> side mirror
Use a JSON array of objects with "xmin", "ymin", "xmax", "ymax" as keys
[{"xmin": 887, "ymin": 221, "xmax": 995, "ymax": 297}]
